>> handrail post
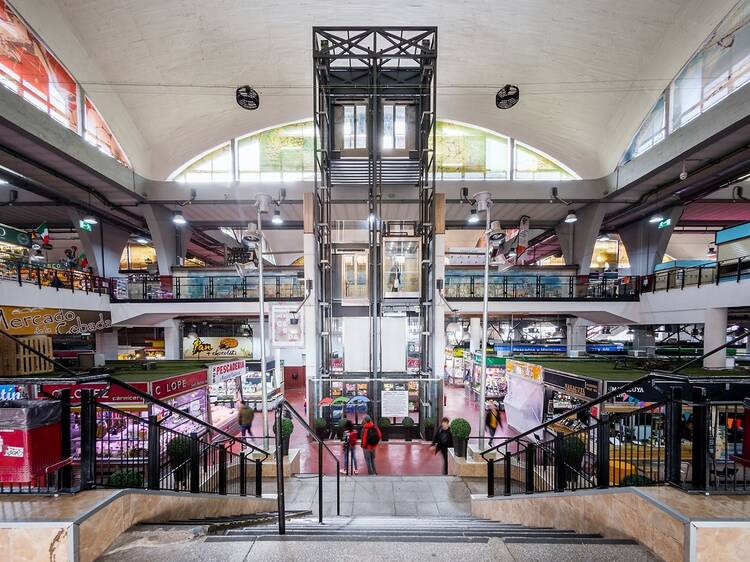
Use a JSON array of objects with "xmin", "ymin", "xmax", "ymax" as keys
[
  {"xmin": 487, "ymin": 458, "xmax": 495, "ymax": 497},
  {"xmin": 218, "ymin": 445, "xmax": 227, "ymax": 495},
  {"xmin": 147, "ymin": 416, "xmax": 161, "ymax": 490},
  {"xmin": 239, "ymin": 452, "xmax": 247, "ymax": 496},
  {"xmin": 318, "ymin": 440, "xmax": 323, "ymax": 524},
  {"xmin": 697, "ymin": 266, "xmax": 702, "ymax": 288},
  {"xmin": 554, "ymin": 434, "xmax": 566, "ymax": 492},
  {"xmin": 336, "ymin": 459, "xmax": 340, "ymax": 516},
  {"xmin": 738, "ymin": 257, "xmax": 743, "ymax": 283},
  {"xmin": 79, "ymin": 389, "xmax": 96, "ymax": 490},
  {"xmin": 59, "ymin": 389, "xmax": 72, "ymax": 490},
  {"xmin": 255, "ymin": 459, "xmax": 263, "ymax": 497},
  {"xmin": 691, "ymin": 387, "xmax": 709, "ymax": 491},
  {"xmin": 189, "ymin": 432, "xmax": 200, "ymax": 493},
  {"xmin": 665, "ymin": 387, "xmax": 682, "ymax": 486},
  {"xmin": 503, "ymin": 453, "xmax": 511, "ymax": 496},
  {"xmin": 525, "ymin": 444, "xmax": 535, "ymax": 494},
  {"xmin": 596, "ymin": 414, "xmax": 610, "ymax": 489},
  {"xmin": 275, "ymin": 407, "xmax": 286, "ymax": 535}
]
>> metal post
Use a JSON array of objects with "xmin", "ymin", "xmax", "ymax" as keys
[
  {"xmin": 691, "ymin": 387, "xmax": 709, "ymax": 491},
  {"xmin": 525, "ymin": 444, "xmax": 535, "ymax": 494},
  {"xmin": 479, "ymin": 204, "xmax": 491, "ymax": 446},
  {"xmin": 255, "ymin": 459, "xmax": 263, "ymax": 497},
  {"xmin": 218, "ymin": 446, "xmax": 227, "ymax": 495},
  {"xmin": 79, "ymin": 389, "xmax": 96, "ymax": 490},
  {"xmin": 596, "ymin": 414, "xmax": 610, "ymax": 489},
  {"xmin": 189, "ymin": 432, "xmax": 200, "ymax": 493},
  {"xmin": 503, "ymin": 453, "xmax": 512, "ymax": 496},
  {"xmin": 275, "ymin": 408, "xmax": 286, "ymax": 535},
  {"xmin": 336, "ymin": 459, "xmax": 340, "ymax": 516},
  {"xmin": 59, "ymin": 389, "xmax": 72, "ymax": 489},
  {"xmin": 554, "ymin": 434, "xmax": 566, "ymax": 492},
  {"xmin": 487, "ymin": 459, "xmax": 495, "ymax": 497},
  {"xmin": 239, "ymin": 452, "xmax": 247, "ymax": 496},
  {"xmin": 665, "ymin": 386, "xmax": 682, "ymax": 486},
  {"xmin": 318, "ymin": 440, "xmax": 323, "ymax": 524},
  {"xmin": 258, "ymin": 214, "xmax": 270, "ymax": 448},
  {"xmin": 147, "ymin": 416, "xmax": 160, "ymax": 490}
]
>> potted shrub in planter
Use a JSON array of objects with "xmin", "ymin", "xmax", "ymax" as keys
[
  {"xmin": 377, "ymin": 417, "xmax": 391, "ymax": 441},
  {"xmin": 273, "ymin": 418, "xmax": 294, "ymax": 456},
  {"xmin": 449, "ymin": 418, "xmax": 471, "ymax": 457},
  {"xmin": 402, "ymin": 416, "xmax": 415, "ymax": 441},
  {"xmin": 166, "ymin": 436, "xmax": 192, "ymax": 489},
  {"xmin": 108, "ymin": 469, "xmax": 144, "ymax": 488},
  {"xmin": 335, "ymin": 418, "xmax": 347, "ymax": 440},
  {"xmin": 560, "ymin": 436, "xmax": 586, "ymax": 485},
  {"xmin": 314, "ymin": 418, "xmax": 328, "ymax": 440},
  {"xmin": 423, "ymin": 417, "xmax": 436, "ymax": 441}
]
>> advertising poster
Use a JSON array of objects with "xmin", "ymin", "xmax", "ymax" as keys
[
  {"xmin": 182, "ymin": 336, "xmax": 253, "ymax": 359},
  {"xmin": 270, "ymin": 305, "xmax": 304, "ymax": 348},
  {"xmin": 0, "ymin": 306, "xmax": 112, "ymax": 336}
]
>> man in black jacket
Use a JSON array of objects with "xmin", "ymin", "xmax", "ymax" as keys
[{"xmin": 431, "ymin": 417, "xmax": 453, "ymax": 475}]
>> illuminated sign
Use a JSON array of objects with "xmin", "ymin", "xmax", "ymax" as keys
[
  {"xmin": 657, "ymin": 218, "xmax": 672, "ymax": 229},
  {"xmin": 79, "ymin": 220, "xmax": 93, "ymax": 232}
]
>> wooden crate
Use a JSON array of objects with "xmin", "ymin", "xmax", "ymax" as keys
[{"xmin": 0, "ymin": 335, "xmax": 54, "ymax": 375}]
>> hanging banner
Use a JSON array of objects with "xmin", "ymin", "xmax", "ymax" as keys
[
  {"xmin": 505, "ymin": 359, "xmax": 543, "ymax": 382},
  {"xmin": 0, "ymin": 223, "xmax": 31, "ymax": 248},
  {"xmin": 208, "ymin": 359, "xmax": 247, "ymax": 384},
  {"xmin": 270, "ymin": 305, "xmax": 304, "ymax": 348},
  {"xmin": 380, "ymin": 390, "xmax": 409, "ymax": 418},
  {"xmin": 0, "ymin": 306, "xmax": 111, "ymax": 336},
  {"xmin": 182, "ymin": 336, "xmax": 253, "ymax": 359}
]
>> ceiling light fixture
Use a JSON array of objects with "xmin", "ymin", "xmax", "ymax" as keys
[
  {"xmin": 172, "ymin": 211, "xmax": 187, "ymax": 225},
  {"xmin": 564, "ymin": 210, "xmax": 578, "ymax": 224},
  {"xmin": 82, "ymin": 214, "xmax": 98, "ymax": 225},
  {"xmin": 272, "ymin": 209, "xmax": 283, "ymax": 225},
  {"xmin": 467, "ymin": 208, "xmax": 480, "ymax": 224},
  {"xmin": 649, "ymin": 214, "xmax": 664, "ymax": 223},
  {"xmin": 136, "ymin": 237, "xmax": 150, "ymax": 245},
  {"xmin": 597, "ymin": 233, "xmax": 611, "ymax": 241}
]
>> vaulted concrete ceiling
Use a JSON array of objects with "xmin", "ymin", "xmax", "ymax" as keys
[{"xmin": 14, "ymin": 0, "xmax": 738, "ymax": 180}]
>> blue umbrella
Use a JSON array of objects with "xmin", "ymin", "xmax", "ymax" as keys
[{"xmin": 348, "ymin": 395, "xmax": 370, "ymax": 404}]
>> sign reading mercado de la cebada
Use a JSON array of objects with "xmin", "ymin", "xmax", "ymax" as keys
[{"xmin": 0, "ymin": 306, "xmax": 112, "ymax": 336}]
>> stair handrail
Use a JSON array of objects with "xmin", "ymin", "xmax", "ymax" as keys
[{"xmin": 480, "ymin": 328, "xmax": 750, "ymax": 461}]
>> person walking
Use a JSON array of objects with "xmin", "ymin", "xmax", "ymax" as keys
[
  {"xmin": 431, "ymin": 417, "xmax": 453, "ymax": 475},
  {"xmin": 360, "ymin": 415, "xmax": 381, "ymax": 475},
  {"xmin": 238, "ymin": 401, "xmax": 255, "ymax": 440},
  {"xmin": 485, "ymin": 403, "xmax": 502, "ymax": 446},
  {"xmin": 340, "ymin": 419, "xmax": 359, "ymax": 475}
]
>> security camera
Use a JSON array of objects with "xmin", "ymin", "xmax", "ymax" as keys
[{"xmin": 679, "ymin": 170, "xmax": 688, "ymax": 181}]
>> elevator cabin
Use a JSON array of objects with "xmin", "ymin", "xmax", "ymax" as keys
[{"xmin": 311, "ymin": 28, "xmax": 441, "ymax": 436}]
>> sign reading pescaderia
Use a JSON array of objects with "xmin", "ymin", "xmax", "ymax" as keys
[
  {"xmin": 182, "ymin": 336, "xmax": 253, "ymax": 359},
  {"xmin": 208, "ymin": 359, "xmax": 247, "ymax": 384},
  {"xmin": 0, "ymin": 306, "xmax": 112, "ymax": 336}
]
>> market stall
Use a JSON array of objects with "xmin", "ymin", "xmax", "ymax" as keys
[
  {"xmin": 542, "ymin": 368, "xmax": 602, "ymax": 433},
  {"xmin": 444, "ymin": 346, "xmax": 465, "ymax": 385},
  {"xmin": 466, "ymin": 353, "xmax": 507, "ymax": 403}
]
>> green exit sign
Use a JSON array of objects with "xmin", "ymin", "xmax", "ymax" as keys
[
  {"xmin": 79, "ymin": 220, "xmax": 93, "ymax": 232},
  {"xmin": 657, "ymin": 218, "xmax": 671, "ymax": 229}
]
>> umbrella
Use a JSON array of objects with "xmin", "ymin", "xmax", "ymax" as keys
[
  {"xmin": 347, "ymin": 395, "xmax": 370, "ymax": 404},
  {"xmin": 318, "ymin": 397, "xmax": 333, "ymax": 406},
  {"xmin": 332, "ymin": 396, "xmax": 349, "ymax": 405}
]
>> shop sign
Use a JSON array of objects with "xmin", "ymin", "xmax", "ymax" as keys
[
  {"xmin": 0, "ymin": 385, "xmax": 23, "ymax": 400},
  {"xmin": 151, "ymin": 371, "xmax": 208, "ymax": 399},
  {"xmin": 182, "ymin": 336, "xmax": 253, "ymax": 359},
  {"xmin": 270, "ymin": 305, "xmax": 304, "ymax": 348},
  {"xmin": 606, "ymin": 380, "xmax": 665, "ymax": 404},
  {"xmin": 0, "ymin": 306, "xmax": 112, "ymax": 336},
  {"xmin": 208, "ymin": 360, "xmax": 247, "ymax": 384},
  {"xmin": 0, "ymin": 223, "xmax": 31, "ymax": 248},
  {"xmin": 41, "ymin": 382, "xmax": 148, "ymax": 404},
  {"xmin": 505, "ymin": 359, "xmax": 543, "ymax": 383},
  {"xmin": 381, "ymin": 390, "xmax": 409, "ymax": 418},
  {"xmin": 543, "ymin": 370, "xmax": 600, "ymax": 400}
]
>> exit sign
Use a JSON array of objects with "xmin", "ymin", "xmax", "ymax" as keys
[
  {"xmin": 657, "ymin": 218, "xmax": 671, "ymax": 229},
  {"xmin": 79, "ymin": 220, "xmax": 93, "ymax": 232}
]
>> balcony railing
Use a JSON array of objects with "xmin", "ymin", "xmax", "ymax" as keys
[
  {"xmin": 443, "ymin": 273, "xmax": 639, "ymax": 300},
  {"xmin": 641, "ymin": 256, "xmax": 750, "ymax": 292},
  {"xmin": 0, "ymin": 259, "xmax": 110, "ymax": 295},
  {"xmin": 110, "ymin": 273, "xmax": 305, "ymax": 302}
]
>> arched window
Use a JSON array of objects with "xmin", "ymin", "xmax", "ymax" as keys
[{"xmin": 171, "ymin": 120, "xmax": 578, "ymax": 182}]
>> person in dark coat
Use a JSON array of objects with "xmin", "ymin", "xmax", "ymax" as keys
[{"xmin": 431, "ymin": 417, "xmax": 454, "ymax": 475}]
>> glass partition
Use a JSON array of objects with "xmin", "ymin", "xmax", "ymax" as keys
[{"xmin": 382, "ymin": 237, "xmax": 421, "ymax": 298}]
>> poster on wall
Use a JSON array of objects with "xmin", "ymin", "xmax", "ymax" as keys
[
  {"xmin": 183, "ymin": 336, "xmax": 253, "ymax": 359},
  {"xmin": 381, "ymin": 390, "xmax": 409, "ymax": 418},
  {"xmin": 270, "ymin": 305, "xmax": 304, "ymax": 348},
  {"xmin": 0, "ymin": 306, "xmax": 111, "ymax": 336}
]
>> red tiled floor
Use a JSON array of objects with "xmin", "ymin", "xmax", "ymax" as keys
[{"xmin": 233, "ymin": 383, "xmax": 517, "ymax": 476}]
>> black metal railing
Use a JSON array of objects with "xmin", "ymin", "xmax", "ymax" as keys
[
  {"xmin": 640, "ymin": 255, "xmax": 750, "ymax": 293},
  {"xmin": 481, "ymin": 330, "xmax": 750, "ymax": 497},
  {"xmin": 110, "ymin": 273, "xmax": 305, "ymax": 302},
  {"xmin": 443, "ymin": 273, "xmax": 639, "ymax": 300},
  {"xmin": 274, "ymin": 398, "xmax": 340, "ymax": 533},
  {"xmin": 0, "ymin": 258, "xmax": 110, "ymax": 295}
]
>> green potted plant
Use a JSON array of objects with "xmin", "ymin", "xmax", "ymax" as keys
[
  {"xmin": 449, "ymin": 418, "xmax": 471, "ymax": 457},
  {"xmin": 314, "ymin": 418, "xmax": 328, "ymax": 440},
  {"xmin": 166, "ymin": 436, "xmax": 192, "ymax": 489},
  {"xmin": 560, "ymin": 436, "xmax": 586, "ymax": 484},
  {"xmin": 273, "ymin": 417, "xmax": 294, "ymax": 456},
  {"xmin": 402, "ymin": 416, "xmax": 415, "ymax": 441},
  {"xmin": 108, "ymin": 469, "xmax": 144, "ymax": 488},
  {"xmin": 423, "ymin": 417, "xmax": 436, "ymax": 441},
  {"xmin": 335, "ymin": 417, "xmax": 348, "ymax": 440},
  {"xmin": 377, "ymin": 417, "xmax": 391, "ymax": 441},
  {"xmin": 619, "ymin": 474, "xmax": 654, "ymax": 487}
]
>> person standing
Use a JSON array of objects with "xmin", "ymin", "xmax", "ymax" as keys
[
  {"xmin": 360, "ymin": 415, "xmax": 381, "ymax": 475},
  {"xmin": 485, "ymin": 403, "xmax": 502, "ymax": 446},
  {"xmin": 431, "ymin": 417, "xmax": 453, "ymax": 475},
  {"xmin": 340, "ymin": 419, "xmax": 359, "ymax": 475},
  {"xmin": 238, "ymin": 401, "xmax": 255, "ymax": 440}
]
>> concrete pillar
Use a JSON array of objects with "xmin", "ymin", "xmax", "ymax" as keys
[
  {"xmin": 555, "ymin": 203, "xmax": 605, "ymax": 275},
  {"xmin": 632, "ymin": 326, "xmax": 656, "ymax": 357},
  {"xmin": 617, "ymin": 206, "xmax": 683, "ymax": 276},
  {"xmin": 162, "ymin": 319, "xmax": 182, "ymax": 360},
  {"xmin": 141, "ymin": 204, "xmax": 192, "ymax": 274},
  {"xmin": 95, "ymin": 328, "xmax": 119, "ymax": 360},
  {"xmin": 566, "ymin": 317, "xmax": 589, "ymax": 357},
  {"xmin": 703, "ymin": 308, "xmax": 728, "ymax": 369},
  {"xmin": 469, "ymin": 317, "xmax": 481, "ymax": 353},
  {"xmin": 67, "ymin": 209, "xmax": 131, "ymax": 278}
]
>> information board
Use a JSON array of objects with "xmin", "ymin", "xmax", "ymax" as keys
[{"xmin": 380, "ymin": 390, "xmax": 409, "ymax": 418}]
